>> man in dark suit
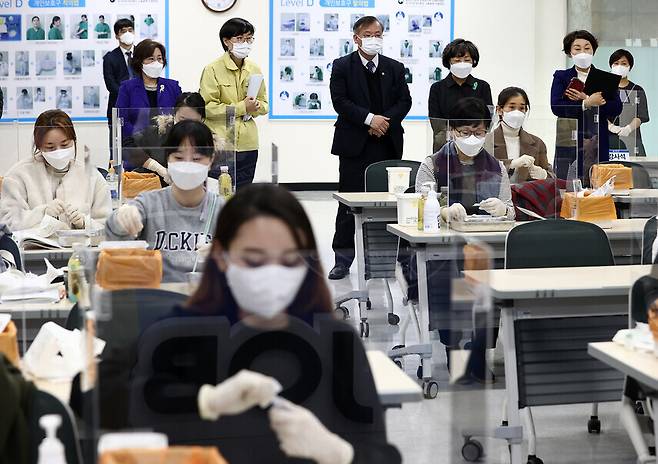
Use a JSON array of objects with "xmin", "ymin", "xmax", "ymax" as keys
[
  {"xmin": 328, "ymin": 16, "xmax": 412, "ymax": 280},
  {"xmin": 103, "ymin": 18, "xmax": 135, "ymax": 162}
]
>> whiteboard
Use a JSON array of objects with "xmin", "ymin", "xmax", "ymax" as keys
[
  {"xmin": 269, "ymin": 0, "xmax": 454, "ymax": 120},
  {"xmin": 0, "ymin": 0, "xmax": 169, "ymax": 122}
]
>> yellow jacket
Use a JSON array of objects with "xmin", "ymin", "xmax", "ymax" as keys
[{"xmin": 200, "ymin": 52, "xmax": 268, "ymax": 152}]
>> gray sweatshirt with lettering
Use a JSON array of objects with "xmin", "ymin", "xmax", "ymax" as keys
[{"xmin": 105, "ymin": 187, "xmax": 222, "ymax": 283}]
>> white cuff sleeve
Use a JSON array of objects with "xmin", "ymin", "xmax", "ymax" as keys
[{"xmin": 365, "ymin": 113, "xmax": 374, "ymax": 126}]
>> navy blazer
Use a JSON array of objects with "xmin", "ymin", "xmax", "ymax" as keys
[
  {"xmin": 330, "ymin": 51, "xmax": 411, "ymax": 158},
  {"xmin": 115, "ymin": 76, "xmax": 182, "ymax": 137},
  {"xmin": 103, "ymin": 47, "xmax": 132, "ymax": 121},
  {"xmin": 550, "ymin": 65, "xmax": 622, "ymax": 165}
]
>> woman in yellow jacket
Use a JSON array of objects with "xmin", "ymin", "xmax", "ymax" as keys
[{"xmin": 200, "ymin": 18, "xmax": 268, "ymax": 189}]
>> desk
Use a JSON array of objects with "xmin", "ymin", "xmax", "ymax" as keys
[
  {"xmin": 0, "ymin": 299, "xmax": 74, "ymax": 352},
  {"xmin": 588, "ymin": 342, "xmax": 658, "ymax": 464},
  {"xmin": 22, "ymin": 248, "xmax": 75, "ymax": 273},
  {"xmin": 464, "ymin": 264, "xmax": 651, "ymax": 464},
  {"xmin": 612, "ymin": 189, "xmax": 658, "ymax": 219}
]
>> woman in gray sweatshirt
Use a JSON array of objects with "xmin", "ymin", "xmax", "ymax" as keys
[{"xmin": 106, "ymin": 120, "xmax": 223, "ymax": 282}]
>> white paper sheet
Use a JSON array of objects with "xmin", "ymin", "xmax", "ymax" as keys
[{"xmin": 243, "ymin": 74, "xmax": 264, "ymax": 121}]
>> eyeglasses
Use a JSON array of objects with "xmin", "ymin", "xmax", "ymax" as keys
[
  {"xmin": 231, "ymin": 36, "xmax": 255, "ymax": 44},
  {"xmin": 454, "ymin": 128, "xmax": 487, "ymax": 138}
]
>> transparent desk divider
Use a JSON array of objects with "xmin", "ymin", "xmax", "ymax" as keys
[
  {"xmin": 113, "ymin": 106, "xmax": 237, "ymax": 202},
  {"xmin": 0, "ymin": 120, "xmax": 20, "ymax": 176}
]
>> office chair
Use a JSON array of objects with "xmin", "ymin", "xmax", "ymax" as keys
[
  {"xmin": 0, "ymin": 233, "xmax": 22, "ymax": 271},
  {"xmin": 641, "ymin": 216, "xmax": 657, "ymax": 264},
  {"xmin": 600, "ymin": 160, "xmax": 652, "ymax": 189}
]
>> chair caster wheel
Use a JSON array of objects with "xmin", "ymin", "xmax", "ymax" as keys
[
  {"xmin": 587, "ymin": 416, "xmax": 601, "ymax": 434},
  {"xmin": 366, "ymin": 299, "xmax": 372, "ymax": 310},
  {"xmin": 393, "ymin": 359, "xmax": 402, "ymax": 369},
  {"xmin": 527, "ymin": 455, "xmax": 544, "ymax": 464},
  {"xmin": 461, "ymin": 439, "xmax": 483, "ymax": 462},
  {"xmin": 422, "ymin": 380, "xmax": 438, "ymax": 399},
  {"xmin": 359, "ymin": 321, "xmax": 369, "ymax": 338},
  {"xmin": 416, "ymin": 365, "xmax": 423, "ymax": 380},
  {"xmin": 334, "ymin": 306, "xmax": 349, "ymax": 320},
  {"xmin": 387, "ymin": 312, "xmax": 400, "ymax": 325}
]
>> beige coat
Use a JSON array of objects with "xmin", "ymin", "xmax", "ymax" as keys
[{"xmin": 0, "ymin": 155, "xmax": 111, "ymax": 231}]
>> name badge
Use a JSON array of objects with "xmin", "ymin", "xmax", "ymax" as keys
[{"xmin": 609, "ymin": 149, "xmax": 630, "ymax": 161}]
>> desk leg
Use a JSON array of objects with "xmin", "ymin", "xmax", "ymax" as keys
[
  {"xmin": 354, "ymin": 211, "xmax": 369, "ymax": 337},
  {"xmin": 416, "ymin": 247, "xmax": 432, "ymax": 380},
  {"xmin": 502, "ymin": 307, "xmax": 523, "ymax": 464}
]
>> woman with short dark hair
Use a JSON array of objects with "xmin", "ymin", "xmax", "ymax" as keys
[
  {"xmin": 115, "ymin": 39, "xmax": 182, "ymax": 137},
  {"xmin": 550, "ymin": 29, "xmax": 622, "ymax": 180},
  {"xmin": 608, "ymin": 48, "xmax": 650, "ymax": 156},
  {"xmin": 200, "ymin": 18, "xmax": 268, "ymax": 188},
  {"xmin": 428, "ymin": 38, "xmax": 492, "ymax": 152}
]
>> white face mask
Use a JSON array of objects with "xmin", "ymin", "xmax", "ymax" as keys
[
  {"xmin": 572, "ymin": 52, "xmax": 593, "ymax": 69},
  {"xmin": 142, "ymin": 61, "xmax": 163, "ymax": 79},
  {"xmin": 450, "ymin": 62, "xmax": 473, "ymax": 79},
  {"xmin": 119, "ymin": 31, "xmax": 135, "ymax": 46},
  {"xmin": 359, "ymin": 37, "xmax": 383, "ymax": 56},
  {"xmin": 611, "ymin": 64, "xmax": 630, "ymax": 78},
  {"xmin": 42, "ymin": 146, "xmax": 75, "ymax": 170},
  {"xmin": 454, "ymin": 134, "xmax": 485, "ymax": 157},
  {"xmin": 168, "ymin": 161, "xmax": 209, "ymax": 190},
  {"xmin": 502, "ymin": 110, "xmax": 526, "ymax": 130},
  {"xmin": 226, "ymin": 264, "xmax": 308, "ymax": 319},
  {"xmin": 230, "ymin": 42, "xmax": 252, "ymax": 59}
]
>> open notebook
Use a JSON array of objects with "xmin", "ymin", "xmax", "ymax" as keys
[{"xmin": 13, "ymin": 215, "xmax": 65, "ymax": 250}]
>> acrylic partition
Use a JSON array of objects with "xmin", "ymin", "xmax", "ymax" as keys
[
  {"xmin": 70, "ymin": 245, "xmax": 392, "ymax": 464},
  {"xmin": 112, "ymin": 106, "xmax": 237, "ymax": 199}
]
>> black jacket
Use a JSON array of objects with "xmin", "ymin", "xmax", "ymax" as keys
[
  {"xmin": 330, "ymin": 52, "xmax": 411, "ymax": 158},
  {"xmin": 103, "ymin": 47, "xmax": 131, "ymax": 120}
]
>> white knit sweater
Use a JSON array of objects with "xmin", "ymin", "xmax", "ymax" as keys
[{"xmin": 0, "ymin": 156, "xmax": 111, "ymax": 231}]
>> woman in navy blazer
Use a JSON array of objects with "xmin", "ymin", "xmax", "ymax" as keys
[
  {"xmin": 550, "ymin": 30, "xmax": 622, "ymax": 181},
  {"xmin": 116, "ymin": 39, "xmax": 182, "ymax": 139}
]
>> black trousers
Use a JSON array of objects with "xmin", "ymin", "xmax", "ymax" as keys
[{"xmin": 332, "ymin": 137, "xmax": 398, "ymax": 267}]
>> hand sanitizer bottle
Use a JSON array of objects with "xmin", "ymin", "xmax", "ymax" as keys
[
  {"xmin": 37, "ymin": 415, "xmax": 66, "ymax": 464},
  {"xmin": 423, "ymin": 184, "xmax": 440, "ymax": 233}
]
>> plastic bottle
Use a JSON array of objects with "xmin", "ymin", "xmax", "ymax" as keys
[
  {"xmin": 218, "ymin": 166, "xmax": 233, "ymax": 200},
  {"xmin": 423, "ymin": 187, "xmax": 440, "ymax": 233},
  {"xmin": 106, "ymin": 167, "xmax": 119, "ymax": 209},
  {"xmin": 417, "ymin": 183, "xmax": 431, "ymax": 231},
  {"xmin": 37, "ymin": 415, "xmax": 66, "ymax": 464},
  {"xmin": 67, "ymin": 243, "xmax": 86, "ymax": 304}
]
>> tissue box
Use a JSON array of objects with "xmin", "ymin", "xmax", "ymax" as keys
[
  {"xmin": 0, "ymin": 321, "xmax": 19, "ymax": 367},
  {"xmin": 591, "ymin": 164, "xmax": 633, "ymax": 190},
  {"xmin": 99, "ymin": 447, "xmax": 227, "ymax": 464},
  {"xmin": 96, "ymin": 249, "xmax": 163, "ymax": 290},
  {"xmin": 560, "ymin": 192, "xmax": 617, "ymax": 222}
]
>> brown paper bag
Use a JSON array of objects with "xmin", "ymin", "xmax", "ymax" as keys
[
  {"xmin": 99, "ymin": 446, "xmax": 228, "ymax": 464},
  {"xmin": 590, "ymin": 164, "xmax": 633, "ymax": 190},
  {"xmin": 122, "ymin": 172, "xmax": 162, "ymax": 200},
  {"xmin": 560, "ymin": 192, "xmax": 617, "ymax": 222},
  {"xmin": 96, "ymin": 249, "xmax": 163, "ymax": 290},
  {"xmin": 0, "ymin": 321, "xmax": 20, "ymax": 367}
]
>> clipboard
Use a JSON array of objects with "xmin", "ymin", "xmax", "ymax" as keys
[
  {"xmin": 243, "ymin": 74, "xmax": 263, "ymax": 121},
  {"xmin": 584, "ymin": 68, "xmax": 621, "ymax": 101}
]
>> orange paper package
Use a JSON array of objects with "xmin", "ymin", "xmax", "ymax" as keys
[
  {"xmin": 0, "ymin": 321, "xmax": 19, "ymax": 367},
  {"xmin": 560, "ymin": 192, "xmax": 617, "ymax": 222},
  {"xmin": 99, "ymin": 446, "xmax": 227, "ymax": 464},
  {"xmin": 122, "ymin": 172, "xmax": 162, "ymax": 200},
  {"xmin": 590, "ymin": 164, "xmax": 633, "ymax": 190},
  {"xmin": 96, "ymin": 249, "xmax": 163, "ymax": 290}
]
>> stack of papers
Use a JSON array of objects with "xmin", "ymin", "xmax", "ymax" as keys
[{"xmin": 1, "ymin": 285, "xmax": 61, "ymax": 304}]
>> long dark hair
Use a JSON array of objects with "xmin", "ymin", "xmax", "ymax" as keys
[{"xmin": 187, "ymin": 184, "xmax": 333, "ymax": 321}]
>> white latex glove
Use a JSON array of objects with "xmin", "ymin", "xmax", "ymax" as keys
[
  {"xmin": 618, "ymin": 125, "xmax": 633, "ymax": 137},
  {"xmin": 652, "ymin": 234, "xmax": 658, "ymax": 263},
  {"xmin": 197, "ymin": 370, "xmax": 282, "ymax": 421},
  {"xmin": 479, "ymin": 197, "xmax": 507, "ymax": 217},
  {"xmin": 196, "ymin": 241, "xmax": 212, "ymax": 261},
  {"xmin": 45, "ymin": 199, "xmax": 66, "ymax": 218},
  {"xmin": 440, "ymin": 203, "xmax": 467, "ymax": 222},
  {"xmin": 144, "ymin": 158, "xmax": 171, "ymax": 185},
  {"xmin": 528, "ymin": 165, "xmax": 548, "ymax": 180},
  {"xmin": 509, "ymin": 155, "xmax": 535, "ymax": 169},
  {"xmin": 608, "ymin": 122, "xmax": 622, "ymax": 134},
  {"xmin": 64, "ymin": 204, "xmax": 85, "ymax": 229},
  {"xmin": 116, "ymin": 204, "xmax": 144, "ymax": 237},
  {"xmin": 269, "ymin": 397, "xmax": 354, "ymax": 464}
]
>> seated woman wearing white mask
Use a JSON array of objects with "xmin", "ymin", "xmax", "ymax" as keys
[
  {"xmin": 177, "ymin": 184, "xmax": 401, "ymax": 463},
  {"xmin": 484, "ymin": 87, "xmax": 554, "ymax": 183},
  {"xmin": 0, "ymin": 109, "xmax": 111, "ymax": 231},
  {"xmin": 416, "ymin": 97, "xmax": 514, "ymax": 221},
  {"xmin": 105, "ymin": 120, "xmax": 222, "ymax": 282}
]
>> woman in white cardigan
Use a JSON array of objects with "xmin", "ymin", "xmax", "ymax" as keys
[{"xmin": 1, "ymin": 109, "xmax": 111, "ymax": 231}]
